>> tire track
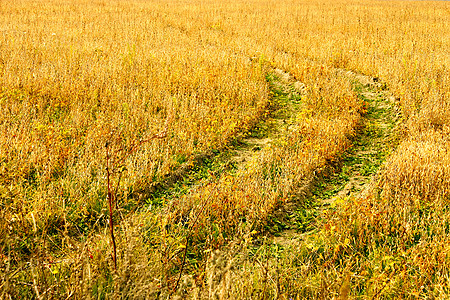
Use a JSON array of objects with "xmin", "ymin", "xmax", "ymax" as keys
[
  {"xmin": 272, "ymin": 69, "xmax": 402, "ymax": 245},
  {"xmin": 230, "ymin": 68, "xmax": 306, "ymax": 166},
  {"xmin": 159, "ymin": 66, "xmax": 403, "ymax": 298},
  {"xmin": 195, "ymin": 68, "xmax": 403, "ymax": 300}
]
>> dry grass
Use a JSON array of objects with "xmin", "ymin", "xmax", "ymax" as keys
[
  {"xmin": 0, "ymin": 0, "xmax": 449, "ymax": 298},
  {"xmin": 0, "ymin": 0, "xmax": 268, "ymax": 263}
]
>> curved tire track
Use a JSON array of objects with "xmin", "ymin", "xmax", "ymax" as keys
[{"xmin": 272, "ymin": 69, "xmax": 402, "ymax": 245}]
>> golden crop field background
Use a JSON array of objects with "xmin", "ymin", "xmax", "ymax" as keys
[{"xmin": 0, "ymin": 0, "xmax": 449, "ymax": 298}]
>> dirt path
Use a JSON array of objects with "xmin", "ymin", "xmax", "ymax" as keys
[
  {"xmin": 165, "ymin": 67, "xmax": 403, "ymax": 299},
  {"xmin": 195, "ymin": 68, "xmax": 403, "ymax": 300},
  {"xmin": 272, "ymin": 69, "xmax": 402, "ymax": 245}
]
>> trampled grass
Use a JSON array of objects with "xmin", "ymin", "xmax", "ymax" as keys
[{"xmin": 0, "ymin": 0, "xmax": 449, "ymax": 298}]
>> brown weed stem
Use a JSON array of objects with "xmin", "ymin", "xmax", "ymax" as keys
[{"xmin": 106, "ymin": 142, "xmax": 117, "ymax": 270}]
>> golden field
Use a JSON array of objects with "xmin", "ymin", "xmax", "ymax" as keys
[{"xmin": 0, "ymin": 0, "xmax": 449, "ymax": 298}]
